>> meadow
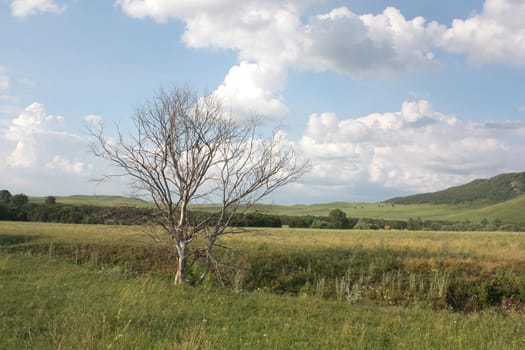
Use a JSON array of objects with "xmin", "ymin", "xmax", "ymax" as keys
[
  {"xmin": 1, "ymin": 221, "xmax": 525, "ymax": 349},
  {"xmin": 28, "ymin": 193, "xmax": 525, "ymax": 225},
  {"xmin": 248, "ymin": 195, "xmax": 525, "ymax": 225}
]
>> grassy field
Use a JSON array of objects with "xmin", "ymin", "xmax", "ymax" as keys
[
  {"xmin": 190, "ymin": 195, "xmax": 525, "ymax": 225},
  {"xmin": 250, "ymin": 196, "xmax": 525, "ymax": 224},
  {"xmin": 1, "ymin": 221, "xmax": 525, "ymax": 348},
  {"xmin": 29, "ymin": 195, "xmax": 154, "ymax": 208},
  {"xmin": 28, "ymin": 192, "xmax": 525, "ymax": 224}
]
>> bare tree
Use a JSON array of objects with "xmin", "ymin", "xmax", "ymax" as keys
[{"xmin": 88, "ymin": 86, "xmax": 310, "ymax": 285}]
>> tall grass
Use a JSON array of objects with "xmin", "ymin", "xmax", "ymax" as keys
[
  {"xmin": 1, "ymin": 253, "xmax": 525, "ymax": 349},
  {"xmin": 0, "ymin": 222, "xmax": 525, "ymax": 349},
  {"xmin": 2, "ymin": 222, "xmax": 525, "ymax": 311},
  {"xmin": 224, "ymin": 228, "xmax": 525, "ymax": 262}
]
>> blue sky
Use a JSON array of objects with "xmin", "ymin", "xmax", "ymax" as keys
[{"xmin": 1, "ymin": 0, "xmax": 524, "ymax": 204}]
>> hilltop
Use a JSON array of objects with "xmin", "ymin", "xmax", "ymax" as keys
[{"xmin": 386, "ymin": 172, "xmax": 525, "ymax": 205}]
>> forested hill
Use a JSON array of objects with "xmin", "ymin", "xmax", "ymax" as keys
[{"xmin": 386, "ymin": 172, "xmax": 525, "ymax": 205}]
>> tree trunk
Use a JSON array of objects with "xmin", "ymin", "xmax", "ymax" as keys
[
  {"xmin": 174, "ymin": 242, "xmax": 187, "ymax": 285},
  {"xmin": 198, "ymin": 238, "xmax": 214, "ymax": 283}
]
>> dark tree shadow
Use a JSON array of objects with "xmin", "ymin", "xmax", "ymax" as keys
[{"xmin": 0, "ymin": 234, "xmax": 45, "ymax": 246}]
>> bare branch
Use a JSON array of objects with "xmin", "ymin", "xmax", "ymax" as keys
[{"xmin": 88, "ymin": 85, "xmax": 310, "ymax": 285}]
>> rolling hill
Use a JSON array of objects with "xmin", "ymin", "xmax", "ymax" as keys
[
  {"xmin": 25, "ymin": 172, "xmax": 525, "ymax": 225},
  {"xmin": 248, "ymin": 198, "xmax": 525, "ymax": 225},
  {"xmin": 386, "ymin": 172, "xmax": 525, "ymax": 205}
]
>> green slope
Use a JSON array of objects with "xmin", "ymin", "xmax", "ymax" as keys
[
  {"xmin": 30, "ymin": 195, "xmax": 153, "ymax": 208},
  {"xmin": 237, "ymin": 196, "xmax": 525, "ymax": 224},
  {"xmin": 447, "ymin": 194, "xmax": 525, "ymax": 224},
  {"xmin": 387, "ymin": 172, "xmax": 525, "ymax": 205}
]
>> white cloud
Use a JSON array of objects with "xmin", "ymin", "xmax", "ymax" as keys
[
  {"xmin": 301, "ymin": 7, "xmax": 440, "ymax": 76},
  {"xmin": 3, "ymin": 102, "xmax": 83, "ymax": 170},
  {"xmin": 116, "ymin": 0, "xmax": 525, "ymax": 122},
  {"xmin": 114, "ymin": 1, "xmax": 525, "ymax": 130},
  {"xmin": 46, "ymin": 155, "xmax": 91, "ymax": 174},
  {"xmin": 436, "ymin": 0, "xmax": 525, "ymax": 65},
  {"xmin": 115, "ymin": 0, "xmax": 235, "ymax": 23},
  {"xmin": 82, "ymin": 114, "xmax": 104, "ymax": 125},
  {"xmin": 114, "ymin": 0, "xmax": 525, "ymax": 190},
  {"xmin": 213, "ymin": 62, "xmax": 288, "ymax": 119},
  {"xmin": 0, "ymin": 102, "xmax": 133, "ymax": 196},
  {"xmin": 298, "ymin": 100, "xmax": 525, "ymax": 197},
  {"xmin": 5, "ymin": 102, "xmax": 62, "ymax": 140},
  {"xmin": 138, "ymin": 0, "xmax": 302, "ymax": 119},
  {"xmin": 10, "ymin": 0, "xmax": 67, "ymax": 18}
]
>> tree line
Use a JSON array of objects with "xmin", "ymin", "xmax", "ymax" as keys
[
  {"xmin": 0, "ymin": 189, "xmax": 283, "ymax": 227},
  {"xmin": 2, "ymin": 189, "xmax": 523, "ymax": 231}
]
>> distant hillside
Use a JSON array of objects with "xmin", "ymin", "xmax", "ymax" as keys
[
  {"xmin": 30, "ymin": 195, "xmax": 153, "ymax": 208},
  {"xmin": 386, "ymin": 172, "xmax": 525, "ymax": 205},
  {"xmin": 447, "ymin": 194, "xmax": 525, "ymax": 225}
]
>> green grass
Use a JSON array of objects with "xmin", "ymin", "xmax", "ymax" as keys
[
  {"xmin": 250, "ymin": 195, "xmax": 525, "ymax": 224},
  {"xmin": 459, "ymin": 194, "xmax": 525, "ymax": 224},
  {"xmin": 29, "ymin": 195, "xmax": 154, "ymax": 208},
  {"xmin": 0, "ymin": 221, "xmax": 148, "ymax": 244},
  {"xmin": 28, "ymin": 192, "xmax": 525, "ymax": 224},
  {"xmin": 1, "ymin": 253, "xmax": 524, "ymax": 349},
  {"xmin": 1, "ymin": 221, "xmax": 525, "ymax": 348}
]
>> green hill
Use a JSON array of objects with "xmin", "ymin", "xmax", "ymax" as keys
[
  {"xmin": 24, "ymin": 171, "xmax": 525, "ymax": 225},
  {"xmin": 447, "ymin": 194, "xmax": 525, "ymax": 225},
  {"xmin": 246, "ymin": 198, "xmax": 525, "ymax": 225},
  {"xmin": 386, "ymin": 172, "xmax": 525, "ymax": 205},
  {"xmin": 30, "ymin": 195, "xmax": 153, "ymax": 208}
]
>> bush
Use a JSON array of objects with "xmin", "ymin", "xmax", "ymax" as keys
[{"xmin": 11, "ymin": 194, "xmax": 29, "ymax": 206}]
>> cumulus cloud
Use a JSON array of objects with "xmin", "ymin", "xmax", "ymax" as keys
[
  {"xmin": 3, "ymin": 103, "xmax": 87, "ymax": 171},
  {"xmin": 436, "ymin": 0, "xmax": 525, "ymax": 65},
  {"xmin": 213, "ymin": 62, "xmax": 289, "ymax": 119},
  {"xmin": 0, "ymin": 103, "xmax": 135, "ymax": 196},
  {"xmin": 116, "ymin": 0, "xmax": 525, "ymax": 121},
  {"xmin": 298, "ymin": 100, "xmax": 525, "ymax": 197},
  {"xmin": 117, "ymin": 0, "xmax": 302, "ymax": 119},
  {"xmin": 10, "ymin": 0, "xmax": 67, "ymax": 17},
  {"xmin": 301, "ymin": 7, "xmax": 440, "ymax": 76},
  {"xmin": 116, "ymin": 1, "xmax": 443, "ymax": 118},
  {"xmin": 116, "ymin": 0, "xmax": 442, "ymax": 117}
]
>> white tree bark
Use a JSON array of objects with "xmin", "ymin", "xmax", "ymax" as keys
[{"xmin": 88, "ymin": 86, "xmax": 310, "ymax": 285}]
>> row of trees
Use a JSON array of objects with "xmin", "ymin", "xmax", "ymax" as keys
[
  {"xmin": 3, "ymin": 189, "xmax": 523, "ymax": 232},
  {"xmin": 405, "ymin": 217, "xmax": 524, "ymax": 232},
  {"xmin": 0, "ymin": 193, "xmax": 284, "ymax": 227}
]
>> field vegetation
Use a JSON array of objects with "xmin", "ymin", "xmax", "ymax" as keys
[
  {"xmin": 1, "ymin": 221, "xmax": 525, "ymax": 348},
  {"xmin": 4, "ymin": 186, "xmax": 524, "ymax": 228},
  {"xmin": 247, "ymin": 196, "xmax": 525, "ymax": 225},
  {"xmin": 29, "ymin": 195, "xmax": 154, "ymax": 208}
]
